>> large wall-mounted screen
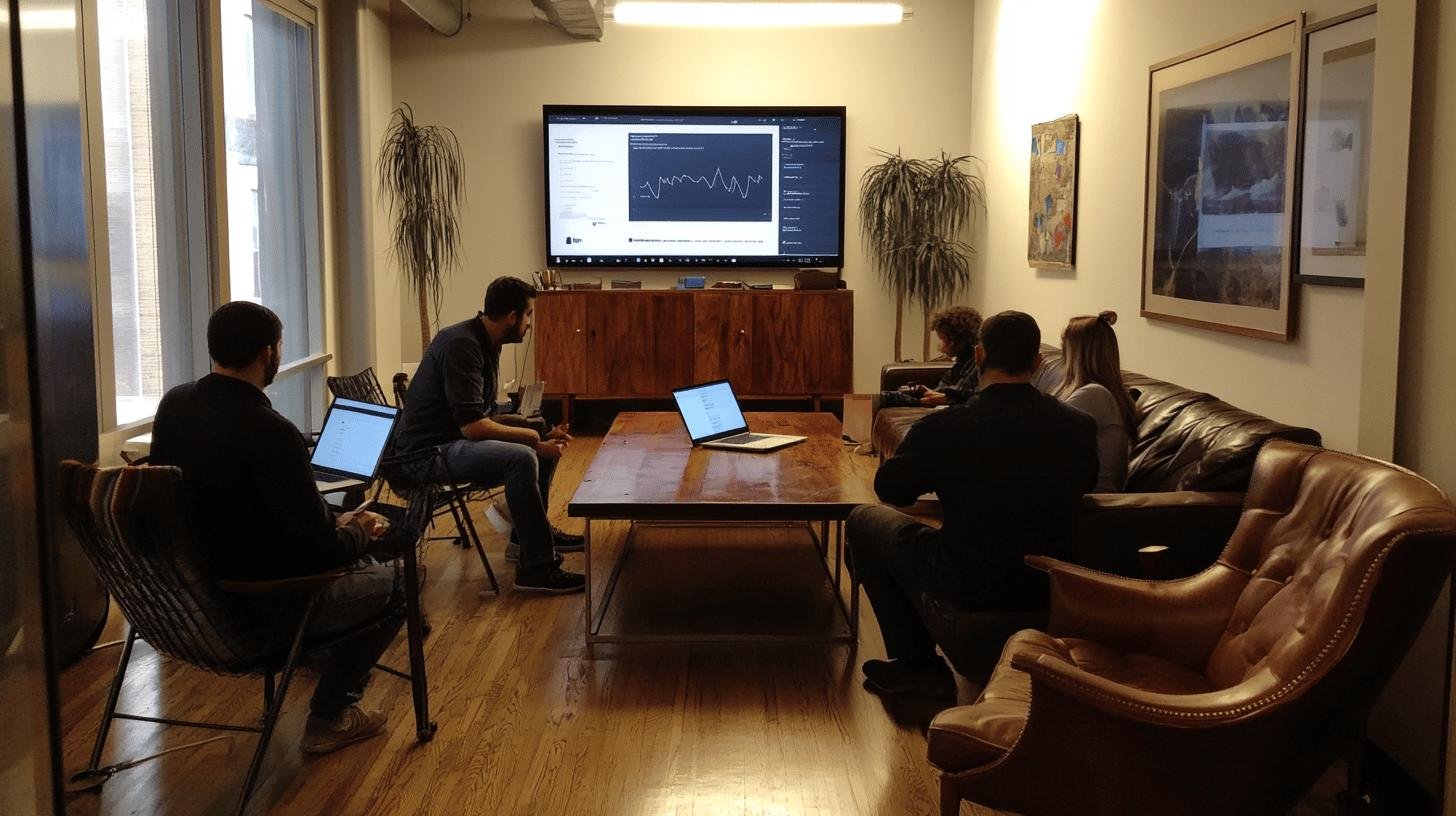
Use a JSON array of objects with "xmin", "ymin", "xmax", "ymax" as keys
[{"xmin": 544, "ymin": 105, "xmax": 846, "ymax": 268}]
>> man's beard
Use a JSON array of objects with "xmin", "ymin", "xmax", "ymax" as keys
[{"xmin": 263, "ymin": 353, "xmax": 280, "ymax": 386}]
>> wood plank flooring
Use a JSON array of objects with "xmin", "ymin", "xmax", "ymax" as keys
[{"xmin": 57, "ymin": 432, "xmax": 992, "ymax": 816}]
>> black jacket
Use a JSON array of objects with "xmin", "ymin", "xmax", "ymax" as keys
[
  {"xmin": 875, "ymin": 382, "xmax": 1098, "ymax": 607},
  {"xmin": 395, "ymin": 314, "xmax": 500, "ymax": 452},
  {"xmin": 150, "ymin": 373, "xmax": 366, "ymax": 581}
]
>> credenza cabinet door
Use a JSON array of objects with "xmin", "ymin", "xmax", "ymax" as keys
[
  {"xmin": 750, "ymin": 292, "xmax": 853, "ymax": 395},
  {"xmin": 586, "ymin": 292, "xmax": 694, "ymax": 396},
  {"xmin": 692, "ymin": 291, "xmax": 755, "ymax": 391},
  {"xmin": 534, "ymin": 291, "xmax": 589, "ymax": 393}
]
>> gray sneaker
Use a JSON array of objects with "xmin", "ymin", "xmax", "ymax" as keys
[{"xmin": 300, "ymin": 705, "xmax": 386, "ymax": 754}]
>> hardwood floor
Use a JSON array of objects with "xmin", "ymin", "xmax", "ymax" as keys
[{"xmin": 57, "ymin": 432, "xmax": 993, "ymax": 816}]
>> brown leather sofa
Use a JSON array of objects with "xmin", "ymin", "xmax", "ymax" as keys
[
  {"xmin": 924, "ymin": 441, "xmax": 1456, "ymax": 816},
  {"xmin": 873, "ymin": 347, "xmax": 1322, "ymax": 577}
]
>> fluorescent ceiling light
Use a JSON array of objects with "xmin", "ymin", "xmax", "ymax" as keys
[{"xmin": 611, "ymin": 2, "xmax": 907, "ymax": 27}]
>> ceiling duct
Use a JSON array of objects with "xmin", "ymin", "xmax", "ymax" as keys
[
  {"xmin": 531, "ymin": 0, "xmax": 604, "ymax": 40},
  {"xmin": 401, "ymin": 0, "xmax": 464, "ymax": 35}
]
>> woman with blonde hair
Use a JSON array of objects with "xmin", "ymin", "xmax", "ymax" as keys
[{"xmin": 1057, "ymin": 311, "xmax": 1137, "ymax": 492}]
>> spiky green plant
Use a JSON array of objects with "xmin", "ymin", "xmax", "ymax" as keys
[
  {"xmin": 378, "ymin": 104, "xmax": 465, "ymax": 354},
  {"xmin": 859, "ymin": 150, "xmax": 985, "ymax": 360}
]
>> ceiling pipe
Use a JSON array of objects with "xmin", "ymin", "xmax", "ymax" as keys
[
  {"xmin": 531, "ymin": 0, "xmax": 605, "ymax": 40},
  {"xmin": 400, "ymin": 0, "xmax": 465, "ymax": 36}
]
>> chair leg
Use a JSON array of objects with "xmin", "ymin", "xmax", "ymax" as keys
[
  {"xmin": 455, "ymin": 493, "xmax": 499, "ymax": 593},
  {"xmin": 262, "ymin": 672, "xmax": 276, "ymax": 711},
  {"xmin": 401, "ymin": 545, "xmax": 437, "ymax": 742},
  {"xmin": 443, "ymin": 495, "xmax": 471, "ymax": 549},
  {"xmin": 235, "ymin": 596, "xmax": 317, "ymax": 816},
  {"xmin": 939, "ymin": 775, "xmax": 962, "ymax": 816},
  {"xmin": 87, "ymin": 627, "xmax": 139, "ymax": 771}
]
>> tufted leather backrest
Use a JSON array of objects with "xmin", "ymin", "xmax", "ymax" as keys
[
  {"xmin": 1203, "ymin": 442, "xmax": 1456, "ymax": 691},
  {"xmin": 1124, "ymin": 373, "xmax": 1321, "ymax": 492}
]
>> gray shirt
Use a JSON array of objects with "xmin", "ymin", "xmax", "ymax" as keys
[{"xmin": 1063, "ymin": 383, "xmax": 1130, "ymax": 493}]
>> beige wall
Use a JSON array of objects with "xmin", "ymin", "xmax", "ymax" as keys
[
  {"xmin": 386, "ymin": 0, "xmax": 978, "ymax": 387},
  {"xmin": 967, "ymin": 0, "xmax": 1383, "ymax": 455},
  {"xmin": 1398, "ymin": 0, "xmax": 1456, "ymax": 806},
  {"xmin": 362, "ymin": 0, "xmax": 406, "ymax": 379}
]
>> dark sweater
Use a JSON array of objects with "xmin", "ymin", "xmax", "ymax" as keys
[
  {"xmin": 875, "ymin": 382, "xmax": 1098, "ymax": 608},
  {"xmin": 149, "ymin": 373, "xmax": 366, "ymax": 582},
  {"xmin": 395, "ymin": 314, "xmax": 500, "ymax": 452}
]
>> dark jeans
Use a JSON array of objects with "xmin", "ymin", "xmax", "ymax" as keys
[
  {"xmin": 304, "ymin": 560, "xmax": 404, "ymax": 718},
  {"xmin": 847, "ymin": 504, "xmax": 942, "ymax": 661},
  {"xmin": 438, "ymin": 439, "xmax": 559, "ymax": 571}
]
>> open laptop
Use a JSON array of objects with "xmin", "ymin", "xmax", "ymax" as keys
[
  {"xmin": 311, "ymin": 397, "xmax": 400, "ymax": 493},
  {"xmin": 671, "ymin": 379, "xmax": 806, "ymax": 452}
]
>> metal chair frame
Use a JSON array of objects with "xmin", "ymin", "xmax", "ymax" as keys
[{"xmin": 59, "ymin": 461, "xmax": 437, "ymax": 815}]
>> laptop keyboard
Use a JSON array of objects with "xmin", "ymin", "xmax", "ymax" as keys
[{"xmin": 721, "ymin": 433, "xmax": 773, "ymax": 444}]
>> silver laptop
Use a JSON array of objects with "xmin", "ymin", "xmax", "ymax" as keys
[
  {"xmin": 671, "ymin": 379, "xmax": 806, "ymax": 452},
  {"xmin": 311, "ymin": 397, "xmax": 400, "ymax": 493}
]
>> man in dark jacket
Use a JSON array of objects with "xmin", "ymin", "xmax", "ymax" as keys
[
  {"xmin": 394, "ymin": 276, "xmax": 585, "ymax": 594},
  {"xmin": 849, "ymin": 310, "xmax": 1098, "ymax": 698},
  {"xmin": 150, "ymin": 301, "xmax": 402, "ymax": 754}
]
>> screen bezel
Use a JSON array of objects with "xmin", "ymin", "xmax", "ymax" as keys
[
  {"xmin": 542, "ymin": 104, "xmax": 848, "ymax": 269},
  {"xmin": 310, "ymin": 396, "xmax": 401, "ymax": 480},
  {"xmin": 671, "ymin": 379, "xmax": 752, "ymax": 444}
]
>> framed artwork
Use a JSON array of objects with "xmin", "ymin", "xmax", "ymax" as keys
[
  {"xmin": 1141, "ymin": 16, "xmax": 1304, "ymax": 341},
  {"xmin": 1295, "ymin": 6, "xmax": 1375, "ymax": 287},
  {"xmin": 1028, "ymin": 114, "xmax": 1079, "ymax": 269}
]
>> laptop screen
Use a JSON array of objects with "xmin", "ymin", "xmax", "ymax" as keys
[
  {"xmin": 672, "ymin": 380, "xmax": 748, "ymax": 443},
  {"xmin": 310, "ymin": 397, "xmax": 399, "ymax": 480}
]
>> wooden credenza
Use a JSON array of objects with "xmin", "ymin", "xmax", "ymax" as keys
[{"xmin": 534, "ymin": 289, "xmax": 852, "ymax": 416}]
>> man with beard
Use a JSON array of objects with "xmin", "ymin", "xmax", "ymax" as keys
[
  {"xmin": 150, "ymin": 301, "xmax": 404, "ymax": 754},
  {"xmin": 395, "ymin": 275, "xmax": 585, "ymax": 594}
]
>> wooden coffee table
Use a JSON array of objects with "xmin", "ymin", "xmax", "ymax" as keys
[{"xmin": 568, "ymin": 412, "xmax": 878, "ymax": 644}]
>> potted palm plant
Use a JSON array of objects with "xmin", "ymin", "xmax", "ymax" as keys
[
  {"xmin": 378, "ymin": 104, "xmax": 466, "ymax": 354},
  {"xmin": 860, "ymin": 150, "xmax": 985, "ymax": 361}
]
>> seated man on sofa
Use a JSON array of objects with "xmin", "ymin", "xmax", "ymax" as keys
[{"xmin": 848, "ymin": 310, "xmax": 1098, "ymax": 698}]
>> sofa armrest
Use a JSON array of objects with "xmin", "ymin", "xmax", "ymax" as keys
[
  {"xmin": 1070, "ymin": 491, "xmax": 1244, "ymax": 578},
  {"xmin": 1024, "ymin": 555, "xmax": 1247, "ymax": 671},
  {"xmin": 1009, "ymin": 648, "xmax": 1287, "ymax": 728},
  {"xmin": 880, "ymin": 361, "xmax": 952, "ymax": 392}
]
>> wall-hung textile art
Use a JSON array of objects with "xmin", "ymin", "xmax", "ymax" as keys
[
  {"xmin": 1142, "ymin": 17, "xmax": 1303, "ymax": 340},
  {"xmin": 1028, "ymin": 114, "xmax": 1079, "ymax": 269},
  {"xmin": 1296, "ymin": 6, "xmax": 1375, "ymax": 287}
]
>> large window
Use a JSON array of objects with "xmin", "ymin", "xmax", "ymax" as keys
[
  {"xmin": 95, "ymin": 0, "xmax": 199, "ymax": 426},
  {"xmin": 221, "ymin": 0, "xmax": 325, "ymax": 431},
  {"xmin": 89, "ymin": 0, "xmax": 327, "ymax": 438}
]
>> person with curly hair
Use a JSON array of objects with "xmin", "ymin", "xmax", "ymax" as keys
[{"xmin": 882, "ymin": 305, "xmax": 982, "ymax": 408}]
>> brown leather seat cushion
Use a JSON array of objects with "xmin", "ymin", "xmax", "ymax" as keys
[{"xmin": 927, "ymin": 630, "xmax": 1213, "ymax": 774}]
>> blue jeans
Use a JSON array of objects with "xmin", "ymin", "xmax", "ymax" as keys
[
  {"xmin": 439, "ymin": 439, "xmax": 558, "ymax": 571},
  {"xmin": 304, "ymin": 560, "xmax": 404, "ymax": 718}
]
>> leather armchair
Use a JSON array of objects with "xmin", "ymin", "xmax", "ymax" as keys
[{"xmin": 926, "ymin": 441, "xmax": 1456, "ymax": 816}]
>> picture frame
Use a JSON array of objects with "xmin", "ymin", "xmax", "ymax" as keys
[
  {"xmin": 1141, "ymin": 16, "xmax": 1304, "ymax": 341},
  {"xmin": 1294, "ymin": 6, "xmax": 1376, "ymax": 288},
  {"xmin": 1028, "ymin": 114, "xmax": 1079, "ymax": 269}
]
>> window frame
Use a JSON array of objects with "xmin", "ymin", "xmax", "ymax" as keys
[{"xmin": 84, "ymin": 0, "xmax": 332, "ymax": 448}]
